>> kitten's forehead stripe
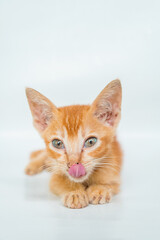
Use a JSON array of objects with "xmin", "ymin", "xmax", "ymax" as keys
[
  {"xmin": 63, "ymin": 126, "xmax": 84, "ymax": 155},
  {"xmin": 58, "ymin": 105, "xmax": 90, "ymax": 137}
]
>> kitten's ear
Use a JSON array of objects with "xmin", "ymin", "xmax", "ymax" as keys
[
  {"xmin": 91, "ymin": 79, "xmax": 122, "ymax": 127},
  {"xmin": 26, "ymin": 88, "xmax": 58, "ymax": 133}
]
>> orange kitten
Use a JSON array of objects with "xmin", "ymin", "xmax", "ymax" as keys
[{"xmin": 25, "ymin": 79, "xmax": 122, "ymax": 209}]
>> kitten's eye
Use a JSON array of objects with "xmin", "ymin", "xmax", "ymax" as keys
[
  {"xmin": 84, "ymin": 137, "xmax": 97, "ymax": 148},
  {"xmin": 52, "ymin": 139, "xmax": 64, "ymax": 149}
]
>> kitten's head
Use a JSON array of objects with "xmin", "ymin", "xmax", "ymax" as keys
[{"xmin": 26, "ymin": 80, "xmax": 122, "ymax": 182}]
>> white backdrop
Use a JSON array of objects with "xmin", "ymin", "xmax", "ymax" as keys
[
  {"xmin": 0, "ymin": 0, "xmax": 160, "ymax": 136},
  {"xmin": 0, "ymin": 1, "xmax": 160, "ymax": 240}
]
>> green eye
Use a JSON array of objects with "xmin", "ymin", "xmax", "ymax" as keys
[
  {"xmin": 84, "ymin": 137, "xmax": 97, "ymax": 148},
  {"xmin": 52, "ymin": 139, "xmax": 64, "ymax": 149}
]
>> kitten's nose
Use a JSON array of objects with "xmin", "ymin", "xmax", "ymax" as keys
[{"xmin": 67, "ymin": 153, "xmax": 80, "ymax": 168}]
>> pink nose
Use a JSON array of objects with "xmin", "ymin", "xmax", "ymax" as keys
[{"xmin": 68, "ymin": 163, "xmax": 86, "ymax": 178}]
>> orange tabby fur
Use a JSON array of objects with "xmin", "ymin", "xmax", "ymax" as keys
[{"xmin": 25, "ymin": 79, "xmax": 122, "ymax": 208}]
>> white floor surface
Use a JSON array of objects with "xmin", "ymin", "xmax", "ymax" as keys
[{"xmin": 0, "ymin": 133, "xmax": 160, "ymax": 240}]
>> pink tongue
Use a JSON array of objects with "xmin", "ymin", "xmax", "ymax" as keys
[{"xmin": 68, "ymin": 163, "xmax": 86, "ymax": 178}]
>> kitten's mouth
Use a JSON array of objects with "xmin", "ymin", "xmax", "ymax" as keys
[{"xmin": 68, "ymin": 163, "xmax": 86, "ymax": 178}]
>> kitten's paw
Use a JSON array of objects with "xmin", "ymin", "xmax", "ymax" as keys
[
  {"xmin": 62, "ymin": 190, "xmax": 89, "ymax": 209},
  {"xmin": 25, "ymin": 162, "xmax": 44, "ymax": 175},
  {"xmin": 87, "ymin": 185, "xmax": 112, "ymax": 204}
]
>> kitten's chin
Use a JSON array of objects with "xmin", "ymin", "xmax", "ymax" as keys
[{"xmin": 65, "ymin": 172, "xmax": 90, "ymax": 183}]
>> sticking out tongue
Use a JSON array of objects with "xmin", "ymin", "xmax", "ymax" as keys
[{"xmin": 68, "ymin": 163, "xmax": 86, "ymax": 178}]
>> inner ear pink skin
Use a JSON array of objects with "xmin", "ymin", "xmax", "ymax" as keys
[{"xmin": 68, "ymin": 163, "xmax": 86, "ymax": 178}]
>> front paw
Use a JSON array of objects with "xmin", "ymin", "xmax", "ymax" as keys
[
  {"xmin": 62, "ymin": 190, "xmax": 89, "ymax": 209},
  {"xmin": 87, "ymin": 185, "xmax": 112, "ymax": 205},
  {"xmin": 25, "ymin": 162, "xmax": 44, "ymax": 175}
]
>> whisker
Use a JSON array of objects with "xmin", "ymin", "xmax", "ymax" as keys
[
  {"xmin": 95, "ymin": 162, "xmax": 120, "ymax": 168},
  {"xmin": 94, "ymin": 165, "xmax": 119, "ymax": 173},
  {"xmin": 84, "ymin": 156, "xmax": 117, "ymax": 164}
]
